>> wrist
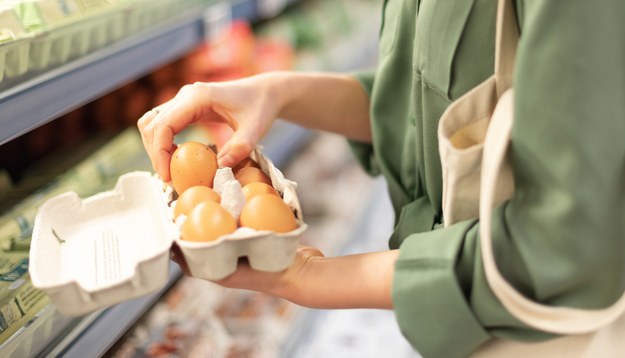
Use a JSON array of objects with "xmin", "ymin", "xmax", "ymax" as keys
[
  {"xmin": 272, "ymin": 247, "xmax": 325, "ymax": 306},
  {"xmin": 260, "ymin": 71, "xmax": 296, "ymax": 119}
]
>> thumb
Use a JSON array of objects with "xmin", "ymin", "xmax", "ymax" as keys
[{"xmin": 217, "ymin": 130, "xmax": 257, "ymax": 168}]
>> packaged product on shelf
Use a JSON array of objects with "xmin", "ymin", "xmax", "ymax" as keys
[
  {"xmin": 253, "ymin": 0, "xmax": 379, "ymax": 73},
  {"xmin": 25, "ymin": 0, "xmax": 123, "ymax": 69},
  {"xmin": 9, "ymin": 0, "xmax": 79, "ymax": 71},
  {"xmin": 1, "ymin": 0, "xmax": 201, "ymax": 84},
  {"xmin": 0, "ymin": 252, "xmax": 49, "ymax": 344},
  {"xmin": 181, "ymin": 20, "xmax": 257, "ymax": 83},
  {"xmin": 0, "ymin": 6, "xmax": 29, "ymax": 84},
  {"xmin": 120, "ymin": 0, "xmax": 195, "ymax": 36}
]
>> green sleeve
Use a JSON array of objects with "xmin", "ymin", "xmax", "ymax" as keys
[
  {"xmin": 347, "ymin": 71, "xmax": 381, "ymax": 176},
  {"xmin": 393, "ymin": 1, "xmax": 625, "ymax": 357}
]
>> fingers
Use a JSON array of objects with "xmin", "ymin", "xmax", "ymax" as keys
[
  {"xmin": 138, "ymin": 104, "xmax": 173, "ymax": 181},
  {"xmin": 138, "ymin": 83, "xmax": 212, "ymax": 181},
  {"xmin": 217, "ymin": 134, "xmax": 255, "ymax": 168},
  {"xmin": 215, "ymin": 257, "xmax": 282, "ymax": 290},
  {"xmin": 170, "ymin": 243, "xmax": 191, "ymax": 276},
  {"xmin": 136, "ymin": 79, "xmax": 273, "ymax": 178},
  {"xmin": 137, "ymin": 106, "xmax": 159, "ymax": 152},
  {"xmin": 214, "ymin": 108, "xmax": 262, "ymax": 167}
]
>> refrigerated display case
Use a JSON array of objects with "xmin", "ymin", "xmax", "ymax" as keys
[
  {"xmin": 0, "ymin": 0, "xmax": 306, "ymax": 146},
  {"xmin": 0, "ymin": 1, "xmax": 307, "ymax": 357}
]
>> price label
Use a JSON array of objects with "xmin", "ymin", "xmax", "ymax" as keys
[
  {"xmin": 258, "ymin": 0, "xmax": 287, "ymax": 19},
  {"xmin": 203, "ymin": 2, "xmax": 233, "ymax": 41}
]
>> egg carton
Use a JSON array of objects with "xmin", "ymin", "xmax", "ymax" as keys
[
  {"xmin": 0, "ymin": 36, "xmax": 30, "ymax": 83},
  {"xmin": 29, "ymin": 148, "xmax": 306, "ymax": 317},
  {"xmin": 0, "ymin": 7, "xmax": 30, "ymax": 84},
  {"xmin": 0, "ymin": 0, "xmax": 126, "ymax": 78},
  {"xmin": 122, "ymin": 0, "xmax": 191, "ymax": 37},
  {"xmin": 28, "ymin": 4, "xmax": 126, "ymax": 71}
]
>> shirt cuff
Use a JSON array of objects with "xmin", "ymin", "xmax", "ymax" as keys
[
  {"xmin": 348, "ymin": 71, "xmax": 380, "ymax": 176},
  {"xmin": 393, "ymin": 221, "xmax": 491, "ymax": 357}
]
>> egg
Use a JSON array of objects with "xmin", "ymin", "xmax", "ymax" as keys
[
  {"xmin": 240, "ymin": 193, "xmax": 298, "ymax": 233},
  {"xmin": 173, "ymin": 186, "xmax": 221, "ymax": 219},
  {"xmin": 234, "ymin": 167, "xmax": 271, "ymax": 187},
  {"xmin": 241, "ymin": 182, "xmax": 279, "ymax": 202},
  {"xmin": 170, "ymin": 142, "xmax": 218, "ymax": 194},
  {"xmin": 182, "ymin": 202, "xmax": 237, "ymax": 242}
]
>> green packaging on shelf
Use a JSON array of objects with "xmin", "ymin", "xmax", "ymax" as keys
[
  {"xmin": 29, "ymin": 0, "xmax": 116, "ymax": 69},
  {"xmin": 12, "ymin": 2, "xmax": 45, "ymax": 33},
  {"xmin": 9, "ymin": 0, "xmax": 79, "ymax": 71},
  {"xmin": 0, "ymin": 6, "xmax": 29, "ymax": 82},
  {"xmin": 121, "ymin": 0, "xmax": 199, "ymax": 36},
  {"xmin": 74, "ymin": 0, "xmax": 116, "ymax": 12},
  {"xmin": 8, "ymin": 0, "xmax": 127, "ymax": 72},
  {"xmin": 0, "ymin": 253, "xmax": 50, "ymax": 344},
  {"xmin": 69, "ymin": 0, "xmax": 127, "ymax": 51},
  {"xmin": 11, "ymin": 0, "xmax": 83, "ymax": 31}
]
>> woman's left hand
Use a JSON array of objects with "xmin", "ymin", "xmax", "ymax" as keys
[
  {"xmin": 170, "ymin": 243, "xmax": 398, "ymax": 309},
  {"xmin": 170, "ymin": 243, "xmax": 325, "ymax": 303}
]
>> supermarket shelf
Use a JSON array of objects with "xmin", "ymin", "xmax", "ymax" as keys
[
  {"xmin": 0, "ymin": 8, "xmax": 203, "ymax": 147},
  {"xmin": 0, "ymin": 0, "xmax": 307, "ymax": 356},
  {"xmin": 0, "ymin": 0, "xmax": 301, "ymax": 147},
  {"xmin": 40, "ymin": 122, "xmax": 311, "ymax": 358}
]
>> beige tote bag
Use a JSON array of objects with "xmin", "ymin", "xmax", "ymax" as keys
[{"xmin": 438, "ymin": 0, "xmax": 625, "ymax": 356}]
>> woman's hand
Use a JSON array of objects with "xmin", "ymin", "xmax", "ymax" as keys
[
  {"xmin": 138, "ymin": 73, "xmax": 281, "ymax": 182},
  {"xmin": 137, "ymin": 71, "xmax": 372, "ymax": 182},
  {"xmin": 171, "ymin": 243, "xmax": 398, "ymax": 309},
  {"xmin": 170, "ymin": 243, "xmax": 325, "ymax": 303}
]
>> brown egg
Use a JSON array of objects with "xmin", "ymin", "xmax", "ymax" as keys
[
  {"xmin": 241, "ymin": 182, "xmax": 279, "ymax": 202},
  {"xmin": 182, "ymin": 202, "xmax": 237, "ymax": 242},
  {"xmin": 232, "ymin": 157, "xmax": 259, "ymax": 173},
  {"xmin": 174, "ymin": 186, "xmax": 221, "ymax": 218},
  {"xmin": 234, "ymin": 167, "xmax": 271, "ymax": 187},
  {"xmin": 240, "ymin": 193, "xmax": 298, "ymax": 233},
  {"xmin": 170, "ymin": 142, "xmax": 218, "ymax": 194}
]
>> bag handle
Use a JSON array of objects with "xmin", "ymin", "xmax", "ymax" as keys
[
  {"xmin": 494, "ymin": 0, "xmax": 518, "ymax": 97},
  {"xmin": 479, "ymin": 0, "xmax": 625, "ymax": 334}
]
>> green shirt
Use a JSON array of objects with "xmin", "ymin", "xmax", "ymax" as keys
[{"xmin": 351, "ymin": 0, "xmax": 625, "ymax": 356}]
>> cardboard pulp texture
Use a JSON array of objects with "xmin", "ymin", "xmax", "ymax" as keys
[
  {"xmin": 27, "ymin": 2, "xmax": 126, "ymax": 70},
  {"xmin": 29, "ymin": 148, "xmax": 306, "ymax": 316},
  {"xmin": 0, "ymin": 7, "xmax": 30, "ymax": 83}
]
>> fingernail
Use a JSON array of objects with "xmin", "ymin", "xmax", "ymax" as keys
[{"xmin": 218, "ymin": 154, "xmax": 234, "ymax": 167}]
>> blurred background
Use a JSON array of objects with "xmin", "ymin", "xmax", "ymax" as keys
[{"xmin": 0, "ymin": 0, "xmax": 418, "ymax": 356}]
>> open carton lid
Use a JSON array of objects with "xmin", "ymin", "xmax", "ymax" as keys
[{"xmin": 30, "ymin": 148, "xmax": 306, "ymax": 316}]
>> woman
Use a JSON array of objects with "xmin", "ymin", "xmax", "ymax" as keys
[{"xmin": 138, "ymin": 1, "xmax": 625, "ymax": 356}]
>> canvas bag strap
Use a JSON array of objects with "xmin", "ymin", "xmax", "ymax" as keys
[
  {"xmin": 494, "ymin": 0, "xmax": 518, "ymax": 97},
  {"xmin": 479, "ymin": 0, "xmax": 625, "ymax": 334}
]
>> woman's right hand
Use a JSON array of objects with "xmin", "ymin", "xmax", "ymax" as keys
[
  {"xmin": 138, "ymin": 71, "xmax": 372, "ymax": 182},
  {"xmin": 137, "ymin": 73, "xmax": 282, "ymax": 182}
]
